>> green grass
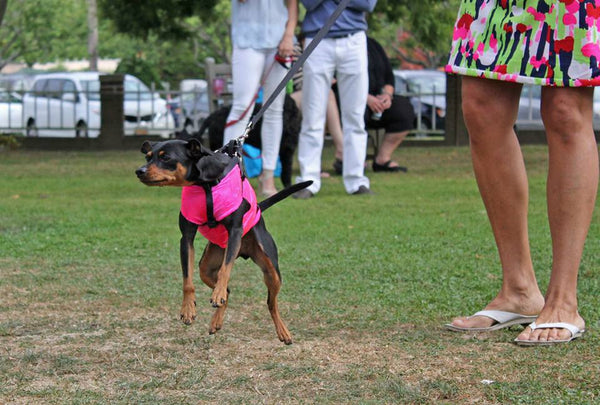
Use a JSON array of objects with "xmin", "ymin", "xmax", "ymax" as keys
[{"xmin": 1, "ymin": 145, "xmax": 599, "ymax": 403}]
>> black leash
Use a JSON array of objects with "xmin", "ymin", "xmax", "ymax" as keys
[{"xmin": 238, "ymin": 0, "xmax": 352, "ymax": 142}]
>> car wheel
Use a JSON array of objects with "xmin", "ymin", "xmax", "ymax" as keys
[
  {"xmin": 75, "ymin": 121, "xmax": 88, "ymax": 138},
  {"xmin": 26, "ymin": 120, "xmax": 39, "ymax": 137}
]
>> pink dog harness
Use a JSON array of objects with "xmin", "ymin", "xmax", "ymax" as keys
[{"xmin": 181, "ymin": 165, "xmax": 261, "ymax": 248}]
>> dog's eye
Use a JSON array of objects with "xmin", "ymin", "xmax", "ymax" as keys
[
  {"xmin": 145, "ymin": 155, "xmax": 152, "ymax": 162},
  {"xmin": 159, "ymin": 154, "xmax": 170, "ymax": 162}
]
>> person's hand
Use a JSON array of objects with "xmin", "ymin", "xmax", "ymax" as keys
[
  {"xmin": 278, "ymin": 34, "xmax": 294, "ymax": 58},
  {"xmin": 376, "ymin": 92, "xmax": 392, "ymax": 111},
  {"xmin": 367, "ymin": 93, "xmax": 391, "ymax": 114}
]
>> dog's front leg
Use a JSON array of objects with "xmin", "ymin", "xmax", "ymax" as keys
[
  {"xmin": 210, "ymin": 228, "xmax": 242, "ymax": 308},
  {"xmin": 210, "ymin": 207, "xmax": 246, "ymax": 308},
  {"xmin": 179, "ymin": 213, "xmax": 198, "ymax": 324}
]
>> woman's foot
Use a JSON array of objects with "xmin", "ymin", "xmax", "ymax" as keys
[
  {"xmin": 515, "ymin": 306, "xmax": 585, "ymax": 344},
  {"xmin": 448, "ymin": 292, "xmax": 544, "ymax": 330},
  {"xmin": 258, "ymin": 170, "xmax": 278, "ymax": 197},
  {"xmin": 372, "ymin": 159, "xmax": 407, "ymax": 172}
]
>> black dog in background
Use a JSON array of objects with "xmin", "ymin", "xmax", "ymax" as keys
[{"xmin": 177, "ymin": 94, "xmax": 301, "ymax": 188}]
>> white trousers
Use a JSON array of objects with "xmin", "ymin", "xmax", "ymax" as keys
[
  {"xmin": 297, "ymin": 31, "xmax": 369, "ymax": 194},
  {"xmin": 223, "ymin": 46, "xmax": 288, "ymax": 171}
]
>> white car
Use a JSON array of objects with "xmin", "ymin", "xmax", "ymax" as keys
[
  {"xmin": 517, "ymin": 85, "xmax": 600, "ymax": 130},
  {"xmin": 22, "ymin": 72, "xmax": 174, "ymax": 138},
  {"xmin": 0, "ymin": 91, "xmax": 23, "ymax": 133},
  {"xmin": 393, "ymin": 70, "xmax": 446, "ymax": 136}
]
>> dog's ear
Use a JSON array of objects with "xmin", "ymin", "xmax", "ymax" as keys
[
  {"xmin": 195, "ymin": 153, "xmax": 231, "ymax": 183},
  {"xmin": 187, "ymin": 138, "xmax": 211, "ymax": 160},
  {"xmin": 140, "ymin": 141, "xmax": 154, "ymax": 154}
]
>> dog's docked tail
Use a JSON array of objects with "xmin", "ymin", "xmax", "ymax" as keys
[{"xmin": 258, "ymin": 181, "xmax": 313, "ymax": 212}]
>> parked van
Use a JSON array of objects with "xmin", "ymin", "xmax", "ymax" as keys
[{"xmin": 22, "ymin": 72, "xmax": 174, "ymax": 138}]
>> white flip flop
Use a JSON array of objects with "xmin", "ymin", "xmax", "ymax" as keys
[
  {"xmin": 514, "ymin": 322, "xmax": 585, "ymax": 346},
  {"xmin": 445, "ymin": 310, "xmax": 538, "ymax": 332}
]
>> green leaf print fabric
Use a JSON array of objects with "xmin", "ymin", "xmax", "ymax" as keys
[{"xmin": 446, "ymin": 0, "xmax": 600, "ymax": 86}]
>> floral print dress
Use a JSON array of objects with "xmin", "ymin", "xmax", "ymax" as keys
[{"xmin": 446, "ymin": 0, "xmax": 600, "ymax": 86}]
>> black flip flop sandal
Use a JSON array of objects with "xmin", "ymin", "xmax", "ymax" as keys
[{"xmin": 372, "ymin": 160, "xmax": 407, "ymax": 172}]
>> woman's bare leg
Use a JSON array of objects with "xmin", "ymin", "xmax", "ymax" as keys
[
  {"xmin": 449, "ymin": 76, "xmax": 544, "ymax": 329},
  {"xmin": 516, "ymin": 86, "xmax": 597, "ymax": 342},
  {"xmin": 374, "ymin": 130, "xmax": 409, "ymax": 167}
]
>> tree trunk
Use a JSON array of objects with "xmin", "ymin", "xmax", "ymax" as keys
[
  {"xmin": 0, "ymin": 0, "xmax": 8, "ymax": 28},
  {"xmin": 87, "ymin": 0, "xmax": 98, "ymax": 71}
]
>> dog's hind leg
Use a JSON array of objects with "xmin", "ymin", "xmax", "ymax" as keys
[
  {"xmin": 247, "ymin": 230, "xmax": 293, "ymax": 345},
  {"xmin": 198, "ymin": 243, "xmax": 229, "ymax": 334}
]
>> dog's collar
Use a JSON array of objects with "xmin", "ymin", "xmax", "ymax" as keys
[{"xmin": 195, "ymin": 157, "xmax": 241, "ymax": 188}]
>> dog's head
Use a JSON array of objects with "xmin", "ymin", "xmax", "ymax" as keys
[{"xmin": 135, "ymin": 139, "xmax": 232, "ymax": 187}]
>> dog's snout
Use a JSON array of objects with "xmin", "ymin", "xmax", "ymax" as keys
[{"xmin": 136, "ymin": 167, "xmax": 147, "ymax": 178}]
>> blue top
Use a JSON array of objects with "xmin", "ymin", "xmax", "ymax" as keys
[
  {"xmin": 300, "ymin": 0, "xmax": 377, "ymax": 38},
  {"xmin": 231, "ymin": 0, "xmax": 289, "ymax": 50}
]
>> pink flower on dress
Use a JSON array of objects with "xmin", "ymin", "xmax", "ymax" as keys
[
  {"xmin": 489, "ymin": 33, "xmax": 498, "ymax": 53},
  {"xmin": 530, "ymin": 56, "xmax": 548, "ymax": 69},
  {"xmin": 585, "ymin": 3, "xmax": 600, "ymax": 28},
  {"xmin": 527, "ymin": 7, "xmax": 546, "ymax": 22},
  {"xmin": 582, "ymin": 42, "xmax": 600, "ymax": 61},
  {"xmin": 473, "ymin": 42, "xmax": 485, "ymax": 61},
  {"xmin": 563, "ymin": 13, "xmax": 577, "ymax": 25},
  {"xmin": 454, "ymin": 14, "xmax": 474, "ymax": 40}
]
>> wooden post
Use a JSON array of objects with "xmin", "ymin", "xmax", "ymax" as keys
[
  {"xmin": 444, "ymin": 73, "xmax": 469, "ymax": 146},
  {"xmin": 99, "ymin": 74, "xmax": 124, "ymax": 149}
]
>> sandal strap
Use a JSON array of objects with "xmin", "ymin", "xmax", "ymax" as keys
[
  {"xmin": 471, "ymin": 310, "xmax": 529, "ymax": 324},
  {"xmin": 529, "ymin": 322, "xmax": 581, "ymax": 337}
]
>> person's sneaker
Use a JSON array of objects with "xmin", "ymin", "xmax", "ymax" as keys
[
  {"xmin": 352, "ymin": 185, "xmax": 373, "ymax": 195},
  {"xmin": 293, "ymin": 189, "xmax": 314, "ymax": 199}
]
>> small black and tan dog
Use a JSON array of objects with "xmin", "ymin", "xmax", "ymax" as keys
[{"xmin": 135, "ymin": 138, "xmax": 310, "ymax": 344}]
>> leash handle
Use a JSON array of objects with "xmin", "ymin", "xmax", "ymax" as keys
[{"xmin": 245, "ymin": 0, "xmax": 352, "ymax": 133}]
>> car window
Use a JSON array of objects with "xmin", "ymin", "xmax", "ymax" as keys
[
  {"xmin": 47, "ymin": 79, "xmax": 64, "ymax": 99},
  {"xmin": 0, "ymin": 92, "xmax": 21, "ymax": 103},
  {"xmin": 63, "ymin": 80, "xmax": 76, "ymax": 93},
  {"xmin": 81, "ymin": 80, "xmax": 101, "ymax": 101},
  {"xmin": 63, "ymin": 80, "xmax": 77, "ymax": 101},
  {"xmin": 124, "ymin": 80, "xmax": 153, "ymax": 100},
  {"xmin": 32, "ymin": 79, "xmax": 47, "ymax": 95}
]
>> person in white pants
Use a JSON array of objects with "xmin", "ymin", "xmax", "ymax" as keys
[
  {"xmin": 224, "ymin": 0, "xmax": 298, "ymax": 197},
  {"xmin": 294, "ymin": 0, "xmax": 377, "ymax": 198}
]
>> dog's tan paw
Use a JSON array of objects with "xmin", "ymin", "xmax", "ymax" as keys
[
  {"xmin": 210, "ymin": 288, "xmax": 228, "ymax": 308},
  {"xmin": 277, "ymin": 327, "xmax": 293, "ymax": 345},
  {"xmin": 180, "ymin": 300, "xmax": 197, "ymax": 325},
  {"xmin": 208, "ymin": 323, "xmax": 222, "ymax": 335},
  {"xmin": 209, "ymin": 307, "xmax": 226, "ymax": 334}
]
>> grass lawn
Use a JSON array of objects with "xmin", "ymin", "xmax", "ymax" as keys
[{"xmin": 1, "ymin": 144, "xmax": 599, "ymax": 403}]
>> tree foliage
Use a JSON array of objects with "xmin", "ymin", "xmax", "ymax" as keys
[
  {"xmin": 369, "ymin": 0, "xmax": 460, "ymax": 68},
  {"xmin": 0, "ymin": 0, "xmax": 64, "ymax": 69},
  {"xmin": 98, "ymin": 0, "xmax": 219, "ymax": 40},
  {"xmin": 0, "ymin": 0, "xmax": 461, "ymax": 87}
]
